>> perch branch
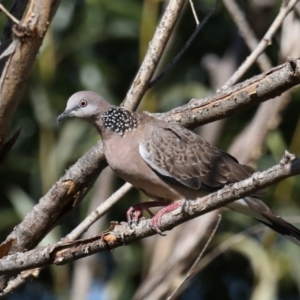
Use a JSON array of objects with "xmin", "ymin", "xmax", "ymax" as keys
[
  {"xmin": 0, "ymin": 151, "xmax": 299, "ymax": 275},
  {"xmin": 223, "ymin": 0, "xmax": 298, "ymax": 88}
]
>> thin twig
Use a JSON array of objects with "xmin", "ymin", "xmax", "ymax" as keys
[
  {"xmin": 194, "ymin": 224, "xmax": 263, "ymax": 274},
  {"xmin": 223, "ymin": 0, "xmax": 298, "ymax": 88},
  {"xmin": 167, "ymin": 214, "xmax": 222, "ymax": 300},
  {"xmin": 189, "ymin": 0, "xmax": 200, "ymax": 25},
  {"xmin": 149, "ymin": 0, "xmax": 220, "ymax": 88},
  {"xmin": 70, "ymin": 167, "xmax": 115, "ymax": 300},
  {"xmin": 0, "ymin": 4, "xmax": 20, "ymax": 25},
  {"xmin": 66, "ymin": 182, "xmax": 132, "ymax": 241},
  {"xmin": 123, "ymin": 0, "xmax": 186, "ymax": 110},
  {"xmin": 223, "ymin": 0, "xmax": 272, "ymax": 72}
]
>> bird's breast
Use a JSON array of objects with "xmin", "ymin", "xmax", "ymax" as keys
[{"xmin": 103, "ymin": 133, "xmax": 203, "ymax": 202}]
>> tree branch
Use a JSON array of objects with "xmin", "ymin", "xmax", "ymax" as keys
[
  {"xmin": 0, "ymin": 0, "xmax": 60, "ymax": 151},
  {"xmin": 166, "ymin": 214, "xmax": 222, "ymax": 300},
  {"xmin": 0, "ymin": 151, "xmax": 299, "ymax": 275},
  {"xmin": 123, "ymin": 0, "xmax": 186, "ymax": 111},
  {"xmin": 157, "ymin": 58, "xmax": 300, "ymax": 128},
  {"xmin": 223, "ymin": 0, "xmax": 298, "ymax": 88},
  {"xmin": 65, "ymin": 182, "xmax": 132, "ymax": 241},
  {"xmin": 223, "ymin": 0, "xmax": 272, "ymax": 71}
]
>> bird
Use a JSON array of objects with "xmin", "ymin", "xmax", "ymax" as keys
[{"xmin": 58, "ymin": 91, "xmax": 300, "ymax": 246}]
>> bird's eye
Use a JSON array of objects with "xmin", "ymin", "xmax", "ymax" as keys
[{"xmin": 80, "ymin": 100, "xmax": 87, "ymax": 107}]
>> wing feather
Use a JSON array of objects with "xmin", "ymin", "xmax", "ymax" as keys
[{"xmin": 139, "ymin": 122, "xmax": 264, "ymax": 194}]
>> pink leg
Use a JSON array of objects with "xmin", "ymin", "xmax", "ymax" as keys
[
  {"xmin": 150, "ymin": 202, "xmax": 182, "ymax": 233},
  {"xmin": 127, "ymin": 200, "xmax": 170, "ymax": 225},
  {"xmin": 126, "ymin": 200, "xmax": 183, "ymax": 234}
]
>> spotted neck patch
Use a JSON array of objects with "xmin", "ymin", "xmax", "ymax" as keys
[{"xmin": 101, "ymin": 107, "xmax": 138, "ymax": 136}]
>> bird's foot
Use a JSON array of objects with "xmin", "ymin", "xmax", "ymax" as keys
[
  {"xmin": 126, "ymin": 200, "xmax": 171, "ymax": 232},
  {"xmin": 126, "ymin": 205, "xmax": 143, "ymax": 226},
  {"xmin": 150, "ymin": 202, "xmax": 182, "ymax": 234}
]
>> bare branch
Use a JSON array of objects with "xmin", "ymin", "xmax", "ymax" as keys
[
  {"xmin": 0, "ymin": 5, "xmax": 20, "ymax": 25},
  {"xmin": 1, "ymin": 269, "xmax": 40, "ymax": 296},
  {"xmin": 228, "ymin": 7, "xmax": 300, "ymax": 163},
  {"xmin": 149, "ymin": 0, "xmax": 219, "ymax": 87},
  {"xmin": 157, "ymin": 58, "xmax": 300, "ymax": 128},
  {"xmin": 0, "ymin": 0, "xmax": 60, "ymax": 151},
  {"xmin": 194, "ymin": 224, "xmax": 264, "ymax": 274},
  {"xmin": 70, "ymin": 167, "xmax": 115, "ymax": 300},
  {"xmin": 223, "ymin": 0, "xmax": 272, "ymax": 71},
  {"xmin": 223, "ymin": 0, "xmax": 298, "ymax": 88},
  {"xmin": 0, "ymin": 151, "xmax": 299, "ymax": 275},
  {"xmin": 123, "ymin": 0, "xmax": 186, "ymax": 111},
  {"xmin": 189, "ymin": 0, "xmax": 200, "ymax": 25},
  {"xmin": 167, "ymin": 215, "xmax": 222, "ymax": 300},
  {"xmin": 66, "ymin": 182, "xmax": 132, "ymax": 241}
]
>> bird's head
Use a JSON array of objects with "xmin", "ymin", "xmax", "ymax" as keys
[{"xmin": 57, "ymin": 91, "xmax": 111, "ymax": 125}]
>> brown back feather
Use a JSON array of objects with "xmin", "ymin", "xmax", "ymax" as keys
[{"xmin": 140, "ymin": 122, "xmax": 265, "ymax": 196}]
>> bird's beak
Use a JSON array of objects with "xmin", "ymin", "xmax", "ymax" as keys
[{"xmin": 57, "ymin": 109, "xmax": 73, "ymax": 123}]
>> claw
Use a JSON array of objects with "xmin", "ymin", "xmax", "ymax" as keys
[
  {"xmin": 151, "ymin": 201, "xmax": 182, "ymax": 234},
  {"xmin": 126, "ymin": 201, "xmax": 182, "ymax": 235},
  {"xmin": 126, "ymin": 200, "xmax": 170, "ymax": 228},
  {"xmin": 150, "ymin": 218, "xmax": 166, "ymax": 236},
  {"xmin": 126, "ymin": 206, "xmax": 143, "ymax": 226}
]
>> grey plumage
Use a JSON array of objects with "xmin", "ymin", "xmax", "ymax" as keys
[{"xmin": 58, "ymin": 91, "xmax": 300, "ymax": 246}]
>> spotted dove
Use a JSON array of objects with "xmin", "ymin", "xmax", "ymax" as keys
[{"xmin": 58, "ymin": 91, "xmax": 300, "ymax": 246}]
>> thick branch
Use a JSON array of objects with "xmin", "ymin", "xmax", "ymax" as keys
[
  {"xmin": 2, "ymin": 141, "xmax": 106, "ymax": 254},
  {"xmin": 0, "ymin": 151, "xmax": 299, "ymax": 274},
  {"xmin": 156, "ymin": 58, "xmax": 300, "ymax": 127},
  {"xmin": 0, "ymin": 0, "xmax": 60, "ymax": 150},
  {"xmin": 223, "ymin": 0, "xmax": 298, "ymax": 88}
]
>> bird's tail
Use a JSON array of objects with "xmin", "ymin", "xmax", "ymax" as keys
[{"xmin": 226, "ymin": 197, "xmax": 300, "ymax": 246}]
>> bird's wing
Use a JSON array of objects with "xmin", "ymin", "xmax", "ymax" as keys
[{"xmin": 139, "ymin": 123, "xmax": 261, "ymax": 192}]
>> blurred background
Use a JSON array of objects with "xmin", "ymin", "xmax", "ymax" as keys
[{"xmin": 1, "ymin": 0, "xmax": 300, "ymax": 299}]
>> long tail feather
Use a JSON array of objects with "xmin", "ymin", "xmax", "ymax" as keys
[{"xmin": 227, "ymin": 197, "xmax": 300, "ymax": 246}]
